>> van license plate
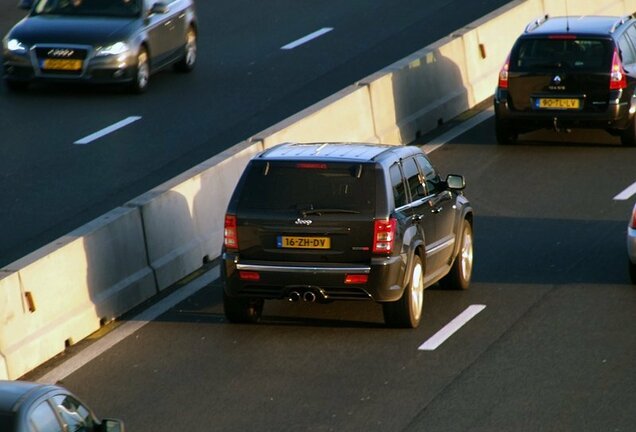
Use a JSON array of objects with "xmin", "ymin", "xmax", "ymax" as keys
[
  {"xmin": 537, "ymin": 98, "xmax": 580, "ymax": 109},
  {"xmin": 277, "ymin": 236, "xmax": 331, "ymax": 249}
]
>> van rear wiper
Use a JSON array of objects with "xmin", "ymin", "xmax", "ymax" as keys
[{"xmin": 301, "ymin": 208, "xmax": 361, "ymax": 216}]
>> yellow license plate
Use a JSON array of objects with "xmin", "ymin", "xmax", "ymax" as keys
[
  {"xmin": 42, "ymin": 59, "xmax": 83, "ymax": 71},
  {"xmin": 538, "ymin": 98, "xmax": 580, "ymax": 110},
  {"xmin": 277, "ymin": 236, "xmax": 331, "ymax": 249}
]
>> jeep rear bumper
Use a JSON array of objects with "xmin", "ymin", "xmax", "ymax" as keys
[{"xmin": 222, "ymin": 253, "xmax": 406, "ymax": 303}]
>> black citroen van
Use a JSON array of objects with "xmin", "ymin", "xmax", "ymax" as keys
[
  {"xmin": 222, "ymin": 142, "xmax": 474, "ymax": 328},
  {"xmin": 494, "ymin": 15, "xmax": 636, "ymax": 146}
]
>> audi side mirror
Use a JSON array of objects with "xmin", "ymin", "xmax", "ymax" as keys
[
  {"xmin": 446, "ymin": 174, "xmax": 465, "ymax": 191},
  {"xmin": 149, "ymin": 1, "xmax": 169, "ymax": 14}
]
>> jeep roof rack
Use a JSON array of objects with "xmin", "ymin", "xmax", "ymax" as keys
[{"xmin": 525, "ymin": 14, "xmax": 549, "ymax": 33}]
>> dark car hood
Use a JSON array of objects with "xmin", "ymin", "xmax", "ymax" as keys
[{"xmin": 9, "ymin": 15, "xmax": 137, "ymax": 46}]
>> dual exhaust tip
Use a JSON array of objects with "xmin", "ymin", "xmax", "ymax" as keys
[{"xmin": 288, "ymin": 290, "xmax": 317, "ymax": 303}]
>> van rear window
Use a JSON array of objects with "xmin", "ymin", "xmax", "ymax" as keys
[
  {"xmin": 511, "ymin": 38, "xmax": 612, "ymax": 71},
  {"xmin": 237, "ymin": 161, "xmax": 375, "ymax": 213}
]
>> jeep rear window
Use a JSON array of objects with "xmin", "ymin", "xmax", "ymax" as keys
[
  {"xmin": 237, "ymin": 161, "xmax": 375, "ymax": 213},
  {"xmin": 511, "ymin": 38, "xmax": 612, "ymax": 71}
]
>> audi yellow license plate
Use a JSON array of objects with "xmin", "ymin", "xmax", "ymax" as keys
[
  {"xmin": 277, "ymin": 236, "xmax": 331, "ymax": 249},
  {"xmin": 42, "ymin": 59, "xmax": 83, "ymax": 71},
  {"xmin": 537, "ymin": 98, "xmax": 580, "ymax": 110}
]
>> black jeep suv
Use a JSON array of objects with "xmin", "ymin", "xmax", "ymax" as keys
[
  {"xmin": 494, "ymin": 15, "xmax": 636, "ymax": 146},
  {"xmin": 222, "ymin": 142, "xmax": 474, "ymax": 328}
]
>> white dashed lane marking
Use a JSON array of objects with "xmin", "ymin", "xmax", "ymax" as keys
[
  {"xmin": 614, "ymin": 181, "xmax": 636, "ymax": 201},
  {"xmin": 281, "ymin": 27, "xmax": 334, "ymax": 50},
  {"xmin": 418, "ymin": 304, "xmax": 487, "ymax": 351},
  {"xmin": 74, "ymin": 116, "xmax": 142, "ymax": 145}
]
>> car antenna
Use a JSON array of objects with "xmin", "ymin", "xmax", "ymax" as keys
[{"xmin": 565, "ymin": 1, "xmax": 570, "ymax": 31}]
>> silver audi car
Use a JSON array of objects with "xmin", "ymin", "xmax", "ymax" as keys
[
  {"xmin": 629, "ymin": 203, "xmax": 636, "ymax": 283},
  {"xmin": 2, "ymin": 0, "xmax": 197, "ymax": 92}
]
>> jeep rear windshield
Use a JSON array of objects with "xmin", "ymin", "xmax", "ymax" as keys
[
  {"xmin": 237, "ymin": 160, "xmax": 375, "ymax": 214},
  {"xmin": 511, "ymin": 37, "xmax": 612, "ymax": 71}
]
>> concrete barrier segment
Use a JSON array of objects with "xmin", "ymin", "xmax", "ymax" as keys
[
  {"xmin": 0, "ymin": 206, "xmax": 155, "ymax": 379},
  {"xmin": 252, "ymin": 85, "xmax": 378, "ymax": 148},
  {"xmin": 360, "ymin": 34, "xmax": 472, "ymax": 145},
  {"xmin": 0, "ymin": 270, "xmax": 22, "ymax": 379},
  {"xmin": 460, "ymin": 0, "xmax": 544, "ymax": 104},
  {"xmin": 542, "ymin": 0, "xmax": 630, "ymax": 15},
  {"xmin": 128, "ymin": 140, "xmax": 263, "ymax": 291}
]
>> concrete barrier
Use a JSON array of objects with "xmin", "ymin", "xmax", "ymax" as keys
[
  {"xmin": 251, "ymin": 85, "xmax": 379, "ymax": 149},
  {"xmin": 128, "ymin": 140, "xmax": 263, "ymax": 291},
  {"xmin": 0, "ymin": 270, "xmax": 22, "ymax": 380},
  {"xmin": 461, "ymin": 0, "xmax": 543, "ymax": 105},
  {"xmin": 543, "ymin": 0, "xmax": 633, "ymax": 15},
  {"xmin": 4, "ymin": 0, "xmax": 636, "ymax": 380},
  {"xmin": 362, "ymin": 34, "xmax": 472, "ymax": 145},
  {"xmin": 0, "ymin": 207, "xmax": 155, "ymax": 380}
]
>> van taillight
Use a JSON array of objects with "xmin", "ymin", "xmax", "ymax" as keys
[
  {"xmin": 373, "ymin": 218, "xmax": 397, "ymax": 254},
  {"xmin": 610, "ymin": 48, "xmax": 627, "ymax": 90},
  {"xmin": 498, "ymin": 54, "xmax": 510, "ymax": 89},
  {"xmin": 630, "ymin": 206, "xmax": 636, "ymax": 229},
  {"xmin": 224, "ymin": 214, "xmax": 238, "ymax": 249}
]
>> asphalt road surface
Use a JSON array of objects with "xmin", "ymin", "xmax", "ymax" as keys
[
  {"xmin": 27, "ymin": 110, "xmax": 636, "ymax": 431},
  {"xmin": 0, "ymin": 0, "xmax": 512, "ymax": 266}
]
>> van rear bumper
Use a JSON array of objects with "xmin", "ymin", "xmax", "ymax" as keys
[
  {"xmin": 494, "ymin": 88, "xmax": 633, "ymax": 131},
  {"xmin": 222, "ymin": 254, "xmax": 406, "ymax": 302}
]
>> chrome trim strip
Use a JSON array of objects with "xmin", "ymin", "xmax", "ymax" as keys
[
  {"xmin": 236, "ymin": 264, "xmax": 371, "ymax": 274},
  {"xmin": 425, "ymin": 235, "xmax": 456, "ymax": 257}
]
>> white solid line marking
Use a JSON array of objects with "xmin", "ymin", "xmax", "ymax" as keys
[
  {"xmin": 614, "ymin": 181, "xmax": 636, "ymax": 201},
  {"xmin": 281, "ymin": 27, "xmax": 333, "ymax": 50},
  {"xmin": 418, "ymin": 304, "xmax": 486, "ymax": 351},
  {"xmin": 422, "ymin": 108, "xmax": 494, "ymax": 154},
  {"xmin": 74, "ymin": 116, "xmax": 142, "ymax": 145},
  {"xmin": 36, "ymin": 266, "xmax": 219, "ymax": 384}
]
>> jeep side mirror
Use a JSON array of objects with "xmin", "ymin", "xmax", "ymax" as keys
[
  {"xmin": 446, "ymin": 174, "xmax": 465, "ymax": 190},
  {"xmin": 99, "ymin": 419, "xmax": 125, "ymax": 432}
]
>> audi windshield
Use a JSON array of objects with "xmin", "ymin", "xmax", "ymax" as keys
[{"xmin": 31, "ymin": 0, "xmax": 142, "ymax": 18}]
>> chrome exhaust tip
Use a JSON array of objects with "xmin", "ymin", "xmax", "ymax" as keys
[
  {"xmin": 302, "ymin": 291, "xmax": 316, "ymax": 302},
  {"xmin": 288, "ymin": 291, "xmax": 300, "ymax": 302}
]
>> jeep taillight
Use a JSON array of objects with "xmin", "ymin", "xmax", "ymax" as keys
[
  {"xmin": 224, "ymin": 214, "xmax": 238, "ymax": 249},
  {"xmin": 630, "ymin": 205, "xmax": 636, "ymax": 229},
  {"xmin": 498, "ymin": 54, "xmax": 510, "ymax": 89},
  {"xmin": 610, "ymin": 48, "xmax": 627, "ymax": 90},
  {"xmin": 373, "ymin": 218, "xmax": 397, "ymax": 254}
]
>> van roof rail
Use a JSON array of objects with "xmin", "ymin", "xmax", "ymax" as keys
[
  {"xmin": 610, "ymin": 15, "xmax": 633, "ymax": 33},
  {"xmin": 525, "ymin": 14, "xmax": 549, "ymax": 33}
]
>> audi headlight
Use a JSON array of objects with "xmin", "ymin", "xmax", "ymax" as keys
[
  {"xmin": 96, "ymin": 42, "xmax": 130, "ymax": 56},
  {"xmin": 4, "ymin": 38, "xmax": 28, "ymax": 54}
]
